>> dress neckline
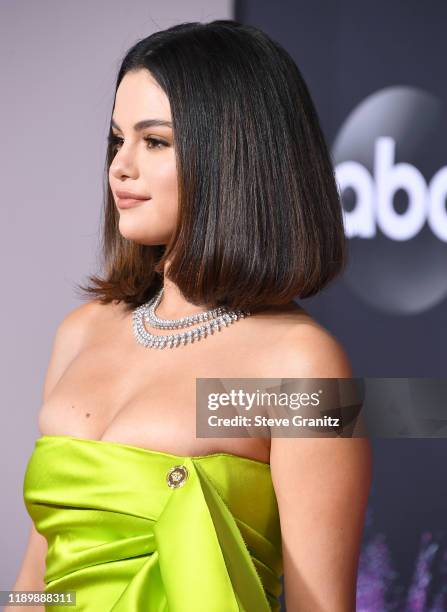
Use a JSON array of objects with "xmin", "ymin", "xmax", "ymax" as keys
[{"xmin": 36, "ymin": 434, "xmax": 271, "ymax": 467}]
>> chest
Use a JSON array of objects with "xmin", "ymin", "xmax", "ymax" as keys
[{"xmin": 38, "ymin": 318, "xmax": 278, "ymax": 461}]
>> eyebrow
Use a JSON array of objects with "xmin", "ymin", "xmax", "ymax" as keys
[{"xmin": 111, "ymin": 118, "xmax": 172, "ymax": 131}]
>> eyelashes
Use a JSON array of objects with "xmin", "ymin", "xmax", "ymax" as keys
[{"xmin": 108, "ymin": 134, "xmax": 168, "ymax": 153}]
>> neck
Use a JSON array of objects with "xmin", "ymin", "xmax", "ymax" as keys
[{"xmin": 156, "ymin": 262, "xmax": 214, "ymax": 320}]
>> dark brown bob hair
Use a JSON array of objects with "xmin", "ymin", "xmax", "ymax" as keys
[{"xmin": 77, "ymin": 19, "xmax": 347, "ymax": 314}]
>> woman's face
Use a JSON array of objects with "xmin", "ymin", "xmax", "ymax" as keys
[{"xmin": 109, "ymin": 69, "xmax": 178, "ymax": 245}]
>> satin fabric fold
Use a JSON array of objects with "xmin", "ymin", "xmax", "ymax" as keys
[{"xmin": 23, "ymin": 435, "xmax": 283, "ymax": 611}]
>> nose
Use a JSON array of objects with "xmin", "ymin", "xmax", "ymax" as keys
[{"xmin": 109, "ymin": 145, "xmax": 139, "ymax": 180}]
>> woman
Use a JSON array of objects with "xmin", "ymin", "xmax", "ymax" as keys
[{"xmin": 10, "ymin": 20, "xmax": 371, "ymax": 612}]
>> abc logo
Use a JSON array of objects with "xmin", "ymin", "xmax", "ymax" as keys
[
  {"xmin": 332, "ymin": 86, "xmax": 447, "ymax": 315},
  {"xmin": 337, "ymin": 136, "xmax": 447, "ymax": 242}
]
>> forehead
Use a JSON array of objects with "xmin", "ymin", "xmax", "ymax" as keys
[{"xmin": 113, "ymin": 69, "xmax": 172, "ymax": 123}]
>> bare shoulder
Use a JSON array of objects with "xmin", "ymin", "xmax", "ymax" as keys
[
  {"xmin": 268, "ymin": 308, "xmax": 364, "ymax": 466},
  {"xmin": 54, "ymin": 298, "xmax": 114, "ymax": 347},
  {"xmin": 58, "ymin": 298, "xmax": 104, "ymax": 329},
  {"xmin": 282, "ymin": 317, "xmax": 353, "ymax": 378},
  {"xmin": 252, "ymin": 303, "xmax": 353, "ymax": 378},
  {"xmin": 40, "ymin": 299, "xmax": 112, "ymax": 406}
]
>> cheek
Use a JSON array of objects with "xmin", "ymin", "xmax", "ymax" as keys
[{"xmin": 146, "ymin": 158, "xmax": 178, "ymax": 205}]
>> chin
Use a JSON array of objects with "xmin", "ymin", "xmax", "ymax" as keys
[{"xmin": 117, "ymin": 217, "xmax": 167, "ymax": 245}]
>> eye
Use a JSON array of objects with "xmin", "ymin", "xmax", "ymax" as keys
[
  {"xmin": 108, "ymin": 134, "xmax": 167, "ymax": 154},
  {"xmin": 144, "ymin": 136, "xmax": 167, "ymax": 150},
  {"xmin": 108, "ymin": 134, "xmax": 122, "ymax": 154}
]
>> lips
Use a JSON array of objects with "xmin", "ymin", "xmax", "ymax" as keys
[
  {"xmin": 115, "ymin": 189, "xmax": 151, "ymax": 209},
  {"xmin": 116, "ymin": 196, "xmax": 151, "ymax": 209},
  {"xmin": 116, "ymin": 189, "xmax": 150, "ymax": 200}
]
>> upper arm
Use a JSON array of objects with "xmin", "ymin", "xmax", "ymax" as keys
[{"xmin": 270, "ymin": 326, "xmax": 372, "ymax": 612}]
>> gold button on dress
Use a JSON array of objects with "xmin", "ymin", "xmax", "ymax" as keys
[{"xmin": 166, "ymin": 464, "xmax": 189, "ymax": 488}]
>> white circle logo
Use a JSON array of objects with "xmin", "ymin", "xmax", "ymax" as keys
[{"xmin": 333, "ymin": 86, "xmax": 447, "ymax": 314}]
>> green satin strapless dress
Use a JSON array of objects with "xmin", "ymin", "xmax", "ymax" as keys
[{"xmin": 23, "ymin": 435, "xmax": 283, "ymax": 611}]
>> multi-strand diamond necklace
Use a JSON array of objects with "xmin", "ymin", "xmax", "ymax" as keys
[{"xmin": 132, "ymin": 287, "xmax": 251, "ymax": 349}]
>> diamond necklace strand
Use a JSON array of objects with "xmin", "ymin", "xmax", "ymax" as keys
[
  {"xmin": 145, "ymin": 287, "xmax": 227, "ymax": 329},
  {"xmin": 132, "ymin": 288, "xmax": 251, "ymax": 349}
]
